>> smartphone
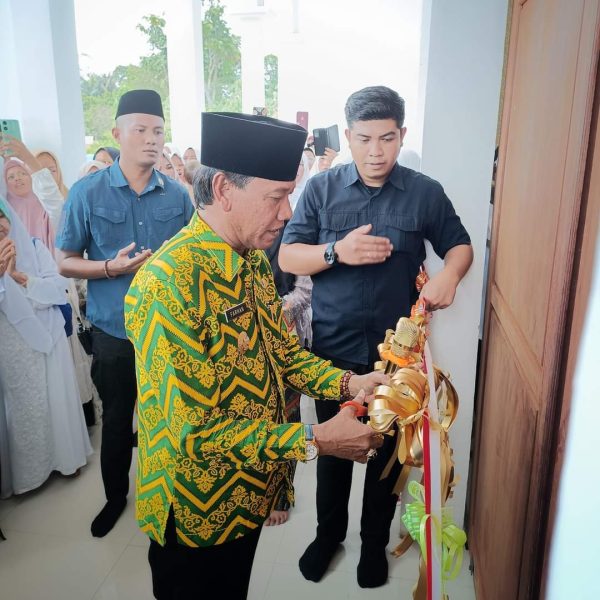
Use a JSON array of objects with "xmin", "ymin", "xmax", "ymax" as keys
[
  {"xmin": 313, "ymin": 124, "xmax": 340, "ymax": 156},
  {"xmin": 296, "ymin": 111, "xmax": 309, "ymax": 130},
  {"xmin": 252, "ymin": 106, "xmax": 268, "ymax": 117},
  {"xmin": 0, "ymin": 119, "xmax": 22, "ymax": 141}
]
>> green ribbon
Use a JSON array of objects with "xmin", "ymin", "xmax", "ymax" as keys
[{"xmin": 401, "ymin": 481, "xmax": 467, "ymax": 585}]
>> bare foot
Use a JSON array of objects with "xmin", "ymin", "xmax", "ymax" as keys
[{"xmin": 265, "ymin": 510, "xmax": 289, "ymax": 526}]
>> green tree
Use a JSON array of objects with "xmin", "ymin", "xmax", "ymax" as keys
[
  {"xmin": 80, "ymin": 14, "xmax": 170, "ymax": 152},
  {"xmin": 80, "ymin": 3, "xmax": 249, "ymax": 151},
  {"xmin": 202, "ymin": 0, "xmax": 242, "ymax": 112},
  {"xmin": 264, "ymin": 54, "xmax": 278, "ymax": 117}
]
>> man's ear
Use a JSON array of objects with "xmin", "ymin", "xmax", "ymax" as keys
[
  {"xmin": 345, "ymin": 128, "xmax": 351, "ymax": 143},
  {"xmin": 211, "ymin": 172, "xmax": 234, "ymax": 212}
]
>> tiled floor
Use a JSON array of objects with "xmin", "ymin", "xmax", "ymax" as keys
[{"xmin": 0, "ymin": 413, "xmax": 476, "ymax": 599}]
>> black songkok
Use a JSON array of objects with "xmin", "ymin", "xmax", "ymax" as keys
[
  {"xmin": 201, "ymin": 112, "xmax": 307, "ymax": 182},
  {"xmin": 115, "ymin": 89, "xmax": 164, "ymax": 120}
]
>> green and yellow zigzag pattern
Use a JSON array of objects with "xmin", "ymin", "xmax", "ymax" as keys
[{"xmin": 125, "ymin": 214, "xmax": 342, "ymax": 547}]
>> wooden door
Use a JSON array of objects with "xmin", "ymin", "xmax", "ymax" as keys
[{"xmin": 468, "ymin": 1, "xmax": 600, "ymax": 599}]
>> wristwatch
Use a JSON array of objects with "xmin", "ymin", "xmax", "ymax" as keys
[
  {"xmin": 324, "ymin": 241, "xmax": 339, "ymax": 266},
  {"xmin": 304, "ymin": 423, "xmax": 319, "ymax": 461}
]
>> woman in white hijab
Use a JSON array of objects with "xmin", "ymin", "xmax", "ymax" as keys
[{"xmin": 0, "ymin": 197, "xmax": 91, "ymax": 498}]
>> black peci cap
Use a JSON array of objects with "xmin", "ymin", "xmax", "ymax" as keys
[
  {"xmin": 201, "ymin": 113, "xmax": 307, "ymax": 181},
  {"xmin": 115, "ymin": 89, "xmax": 164, "ymax": 120}
]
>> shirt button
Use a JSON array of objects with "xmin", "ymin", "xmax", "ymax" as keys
[{"xmin": 138, "ymin": 221, "xmax": 143, "ymax": 226}]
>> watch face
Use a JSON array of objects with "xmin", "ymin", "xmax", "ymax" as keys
[
  {"xmin": 324, "ymin": 243, "xmax": 336, "ymax": 265},
  {"xmin": 306, "ymin": 442, "xmax": 319, "ymax": 461}
]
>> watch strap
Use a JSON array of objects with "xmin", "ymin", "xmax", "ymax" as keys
[{"xmin": 305, "ymin": 423, "xmax": 314, "ymax": 441}]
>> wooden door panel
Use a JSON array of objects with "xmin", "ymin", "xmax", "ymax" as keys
[
  {"xmin": 494, "ymin": 0, "xmax": 585, "ymax": 361},
  {"xmin": 469, "ymin": 0, "xmax": 600, "ymax": 598},
  {"xmin": 471, "ymin": 313, "xmax": 538, "ymax": 600}
]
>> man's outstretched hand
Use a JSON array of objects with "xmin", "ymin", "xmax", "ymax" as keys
[{"xmin": 312, "ymin": 390, "xmax": 384, "ymax": 463}]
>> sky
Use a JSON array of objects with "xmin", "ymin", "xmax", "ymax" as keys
[{"xmin": 74, "ymin": 0, "xmax": 168, "ymax": 75}]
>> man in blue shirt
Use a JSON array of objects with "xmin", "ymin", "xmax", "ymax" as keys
[
  {"xmin": 280, "ymin": 86, "xmax": 473, "ymax": 588},
  {"xmin": 56, "ymin": 90, "xmax": 194, "ymax": 537}
]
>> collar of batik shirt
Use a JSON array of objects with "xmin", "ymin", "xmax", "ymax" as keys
[{"xmin": 189, "ymin": 212, "xmax": 262, "ymax": 282}]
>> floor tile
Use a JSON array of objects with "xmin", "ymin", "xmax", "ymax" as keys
[
  {"xmin": 92, "ymin": 545, "xmax": 153, "ymax": 600},
  {"xmin": 264, "ymin": 563, "xmax": 352, "ymax": 600},
  {"xmin": 248, "ymin": 560, "xmax": 275, "ymax": 600},
  {"xmin": 0, "ymin": 530, "xmax": 126, "ymax": 600}
]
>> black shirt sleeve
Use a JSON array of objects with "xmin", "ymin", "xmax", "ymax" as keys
[
  {"xmin": 422, "ymin": 182, "xmax": 471, "ymax": 259},
  {"xmin": 281, "ymin": 180, "xmax": 320, "ymax": 246}
]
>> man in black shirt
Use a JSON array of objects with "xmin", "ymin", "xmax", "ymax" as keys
[{"xmin": 280, "ymin": 86, "xmax": 473, "ymax": 588}]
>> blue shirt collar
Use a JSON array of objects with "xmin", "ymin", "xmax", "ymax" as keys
[
  {"xmin": 343, "ymin": 161, "xmax": 405, "ymax": 191},
  {"xmin": 108, "ymin": 159, "xmax": 166, "ymax": 194}
]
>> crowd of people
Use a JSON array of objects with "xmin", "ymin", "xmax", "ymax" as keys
[{"xmin": 0, "ymin": 85, "xmax": 472, "ymax": 599}]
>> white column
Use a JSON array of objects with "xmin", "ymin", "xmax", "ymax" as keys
[
  {"xmin": 165, "ymin": 0, "xmax": 205, "ymax": 152},
  {"xmin": 1, "ymin": 0, "xmax": 85, "ymax": 187},
  {"xmin": 417, "ymin": 0, "xmax": 508, "ymax": 523},
  {"xmin": 241, "ymin": 28, "xmax": 266, "ymax": 113}
]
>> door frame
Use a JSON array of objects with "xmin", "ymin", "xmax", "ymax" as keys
[{"xmin": 468, "ymin": 1, "xmax": 600, "ymax": 597}]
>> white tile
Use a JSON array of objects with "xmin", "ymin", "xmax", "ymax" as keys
[
  {"xmin": 348, "ymin": 577, "xmax": 417, "ymax": 600},
  {"xmin": 92, "ymin": 545, "xmax": 153, "ymax": 600},
  {"xmin": 3, "ymin": 445, "xmax": 139, "ymax": 544},
  {"xmin": 0, "ymin": 494, "xmax": 22, "ymax": 523},
  {"xmin": 248, "ymin": 559, "xmax": 275, "ymax": 600},
  {"xmin": 128, "ymin": 528, "xmax": 151, "ymax": 548},
  {"xmin": 3, "ymin": 471, "xmax": 139, "ymax": 543},
  {"xmin": 0, "ymin": 530, "xmax": 126, "ymax": 600},
  {"xmin": 264, "ymin": 563, "xmax": 352, "ymax": 600},
  {"xmin": 255, "ymin": 518, "xmax": 285, "ymax": 563}
]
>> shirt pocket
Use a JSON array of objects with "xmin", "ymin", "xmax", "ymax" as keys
[
  {"xmin": 376, "ymin": 213, "xmax": 422, "ymax": 255},
  {"xmin": 318, "ymin": 211, "xmax": 361, "ymax": 243},
  {"xmin": 153, "ymin": 206, "xmax": 184, "ymax": 223},
  {"xmin": 91, "ymin": 205, "xmax": 128, "ymax": 246}
]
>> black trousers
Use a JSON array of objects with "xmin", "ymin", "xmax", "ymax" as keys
[
  {"xmin": 90, "ymin": 327, "xmax": 137, "ymax": 503},
  {"xmin": 149, "ymin": 510, "xmax": 262, "ymax": 599},
  {"xmin": 313, "ymin": 349, "xmax": 403, "ymax": 549}
]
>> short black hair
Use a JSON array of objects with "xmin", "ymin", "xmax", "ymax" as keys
[
  {"xmin": 344, "ymin": 86, "xmax": 405, "ymax": 129},
  {"xmin": 193, "ymin": 166, "xmax": 253, "ymax": 209}
]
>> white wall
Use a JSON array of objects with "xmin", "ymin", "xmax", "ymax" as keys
[
  {"xmin": 547, "ymin": 237, "xmax": 600, "ymax": 598},
  {"xmin": 0, "ymin": 0, "xmax": 85, "ymax": 186},
  {"xmin": 419, "ymin": 0, "xmax": 508, "ymax": 523}
]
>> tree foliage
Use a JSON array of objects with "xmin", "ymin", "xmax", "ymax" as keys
[
  {"xmin": 202, "ymin": 0, "xmax": 242, "ymax": 112},
  {"xmin": 80, "ymin": 2, "xmax": 256, "ymax": 150},
  {"xmin": 80, "ymin": 14, "xmax": 170, "ymax": 151},
  {"xmin": 264, "ymin": 54, "xmax": 278, "ymax": 117}
]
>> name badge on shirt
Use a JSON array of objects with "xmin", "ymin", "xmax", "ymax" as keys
[{"xmin": 224, "ymin": 302, "xmax": 251, "ymax": 322}]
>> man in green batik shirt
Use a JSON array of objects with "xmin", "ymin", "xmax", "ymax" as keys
[{"xmin": 125, "ymin": 112, "xmax": 388, "ymax": 600}]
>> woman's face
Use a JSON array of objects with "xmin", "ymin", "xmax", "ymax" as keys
[
  {"xmin": 171, "ymin": 154, "xmax": 185, "ymax": 179},
  {"xmin": 88, "ymin": 166, "xmax": 100, "ymax": 175},
  {"xmin": 158, "ymin": 154, "xmax": 175, "ymax": 178},
  {"xmin": 183, "ymin": 148, "xmax": 197, "ymax": 162},
  {"xmin": 6, "ymin": 165, "xmax": 33, "ymax": 197},
  {"xmin": 37, "ymin": 153, "xmax": 59, "ymax": 185},
  {"xmin": 95, "ymin": 150, "xmax": 114, "ymax": 166},
  {"xmin": 0, "ymin": 213, "xmax": 10, "ymax": 241}
]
